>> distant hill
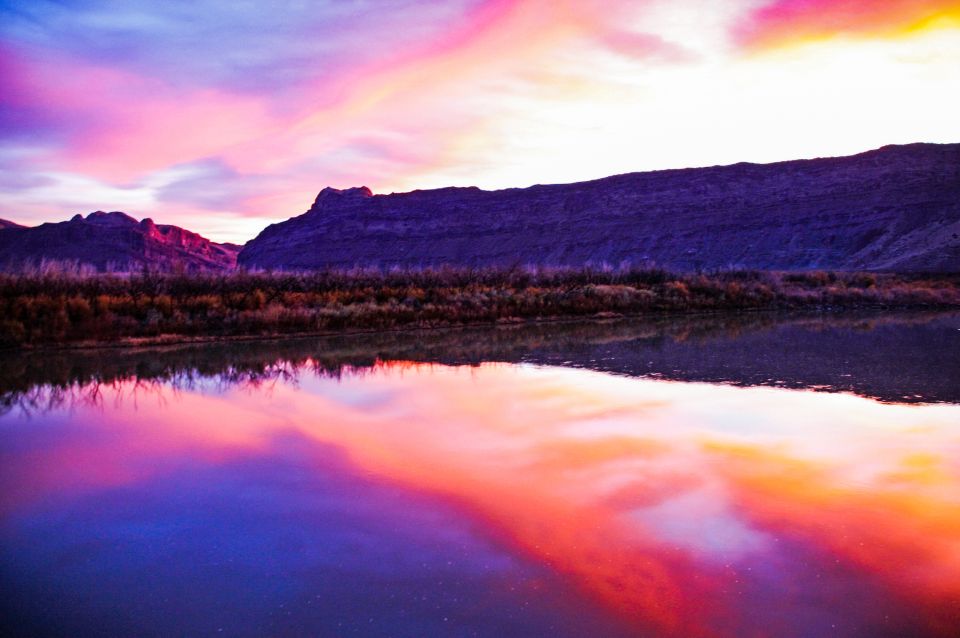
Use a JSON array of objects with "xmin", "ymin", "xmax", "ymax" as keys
[
  {"xmin": 239, "ymin": 143, "xmax": 960, "ymax": 272},
  {"xmin": 0, "ymin": 219, "xmax": 25, "ymax": 230},
  {"xmin": 0, "ymin": 211, "xmax": 239, "ymax": 272}
]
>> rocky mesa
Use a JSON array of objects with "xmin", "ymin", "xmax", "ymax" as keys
[
  {"xmin": 0, "ymin": 211, "xmax": 239, "ymax": 272},
  {"xmin": 239, "ymin": 143, "xmax": 960, "ymax": 272}
]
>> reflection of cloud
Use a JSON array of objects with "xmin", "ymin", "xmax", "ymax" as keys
[
  {"xmin": 710, "ymin": 439, "xmax": 960, "ymax": 626},
  {"xmin": 625, "ymin": 487, "xmax": 773, "ymax": 564},
  {"xmin": 3, "ymin": 362, "xmax": 960, "ymax": 634},
  {"xmin": 5, "ymin": 433, "xmax": 623, "ymax": 637}
]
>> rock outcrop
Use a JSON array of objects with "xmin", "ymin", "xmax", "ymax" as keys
[
  {"xmin": 0, "ymin": 211, "xmax": 239, "ymax": 272},
  {"xmin": 239, "ymin": 143, "xmax": 960, "ymax": 272}
]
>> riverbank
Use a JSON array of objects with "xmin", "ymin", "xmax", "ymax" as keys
[
  {"xmin": 1, "ymin": 267, "xmax": 958, "ymax": 347},
  {"xmin": 2, "ymin": 310, "xmax": 958, "ymax": 410}
]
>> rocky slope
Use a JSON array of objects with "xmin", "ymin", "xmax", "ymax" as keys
[
  {"xmin": 0, "ymin": 211, "xmax": 239, "ymax": 272},
  {"xmin": 240, "ymin": 143, "xmax": 960, "ymax": 272}
]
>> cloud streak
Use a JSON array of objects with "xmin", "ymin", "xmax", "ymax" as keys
[{"xmin": 736, "ymin": 0, "xmax": 960, "ymax": 49}]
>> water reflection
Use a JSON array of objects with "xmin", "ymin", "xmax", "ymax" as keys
[
  {"xmin": 1, "ymin": 313, "xmax": 959, "ymax": 636},
  {"xmin": 2, "ymin": 310, "xmax": 959, "ymax": 414},
  {"xmin": 2, "ymin": 353, "xmax": 959, "ymax": 636}
]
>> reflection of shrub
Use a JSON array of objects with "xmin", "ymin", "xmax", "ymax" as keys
[
  {"xmin": 0, "ymin": 268, "xmax": 957, "ymax": 346},
  {"xmin": 0, "ymin": 320, "xmax": 26, "ymax": 347}
]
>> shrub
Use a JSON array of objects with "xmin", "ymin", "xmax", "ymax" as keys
[{"xmin": 0, "ymin": 267, "xmax": 956, "ymax": 346}]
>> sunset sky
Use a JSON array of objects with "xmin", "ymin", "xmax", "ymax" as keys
[{"xmin": 2, "ymin": 0, "xmax": 959, "ymax": 242}]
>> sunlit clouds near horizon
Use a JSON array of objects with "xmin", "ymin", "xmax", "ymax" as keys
[{"xmin": 2, "ymin": 0, "xmax": 959, "ymax": 242}]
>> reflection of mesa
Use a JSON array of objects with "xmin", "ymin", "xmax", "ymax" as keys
[{"xmin": 3, "ymin": 310, "xmax": 957, "ymax": 413}]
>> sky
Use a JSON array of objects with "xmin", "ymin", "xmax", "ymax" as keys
[{"xmin": 1, "ymin": 0, "xmax": 959, "ymax": 243}]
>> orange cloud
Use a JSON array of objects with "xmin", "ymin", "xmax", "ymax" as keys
[{"xmin": 737, "ymin": 0, "xmax": 960, "ymax": 49}]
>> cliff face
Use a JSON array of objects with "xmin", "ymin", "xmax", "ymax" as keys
[
  {"xmin": 240, "ymin": 143, "xmax": 960, "ymax": 272},
  {"xmin": 0, "ymin": 211, "xmax": 239, "ymax": 272}
]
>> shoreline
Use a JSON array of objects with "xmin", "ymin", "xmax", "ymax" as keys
[
  {"xmin": 2, "ymin": 268, "xmax": 958, "ymax": 350},
  {"xmin": 4, "ymin": 304, "xmax": 957, "ymax": 353},
  {"xmin": 2, "ymin": 307, "xmax": 957, "ymax": 409}
]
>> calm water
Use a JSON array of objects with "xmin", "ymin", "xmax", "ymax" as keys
[{"xmin": 2, "ymin": 313, "xmax": 959, "ymax": 637}]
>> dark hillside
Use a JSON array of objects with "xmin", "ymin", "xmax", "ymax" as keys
[{"xmin": 240, "ymin": 143, "xmax": 960, "ymax": 272}]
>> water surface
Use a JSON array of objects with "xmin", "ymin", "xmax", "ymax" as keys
[{"xmin": 2, "ymin": 312, "xmax": 959, "ymax": 636}]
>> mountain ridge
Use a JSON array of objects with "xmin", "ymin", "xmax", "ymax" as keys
[
  {"xmin": 0, "ymin": 211, "xmax": 239, "ymax": 272},
  {"xmin": 2, "ymin": 143, "xmax": 958, "ymax": 273},
  {"xmin": 240, "ymin": 142, "xmax": 960, "ymax": 272}
]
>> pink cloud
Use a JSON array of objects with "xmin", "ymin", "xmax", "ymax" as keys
[{"xmin": 595, "ymin": 29, "xmax": 697, "ymax": 63}]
